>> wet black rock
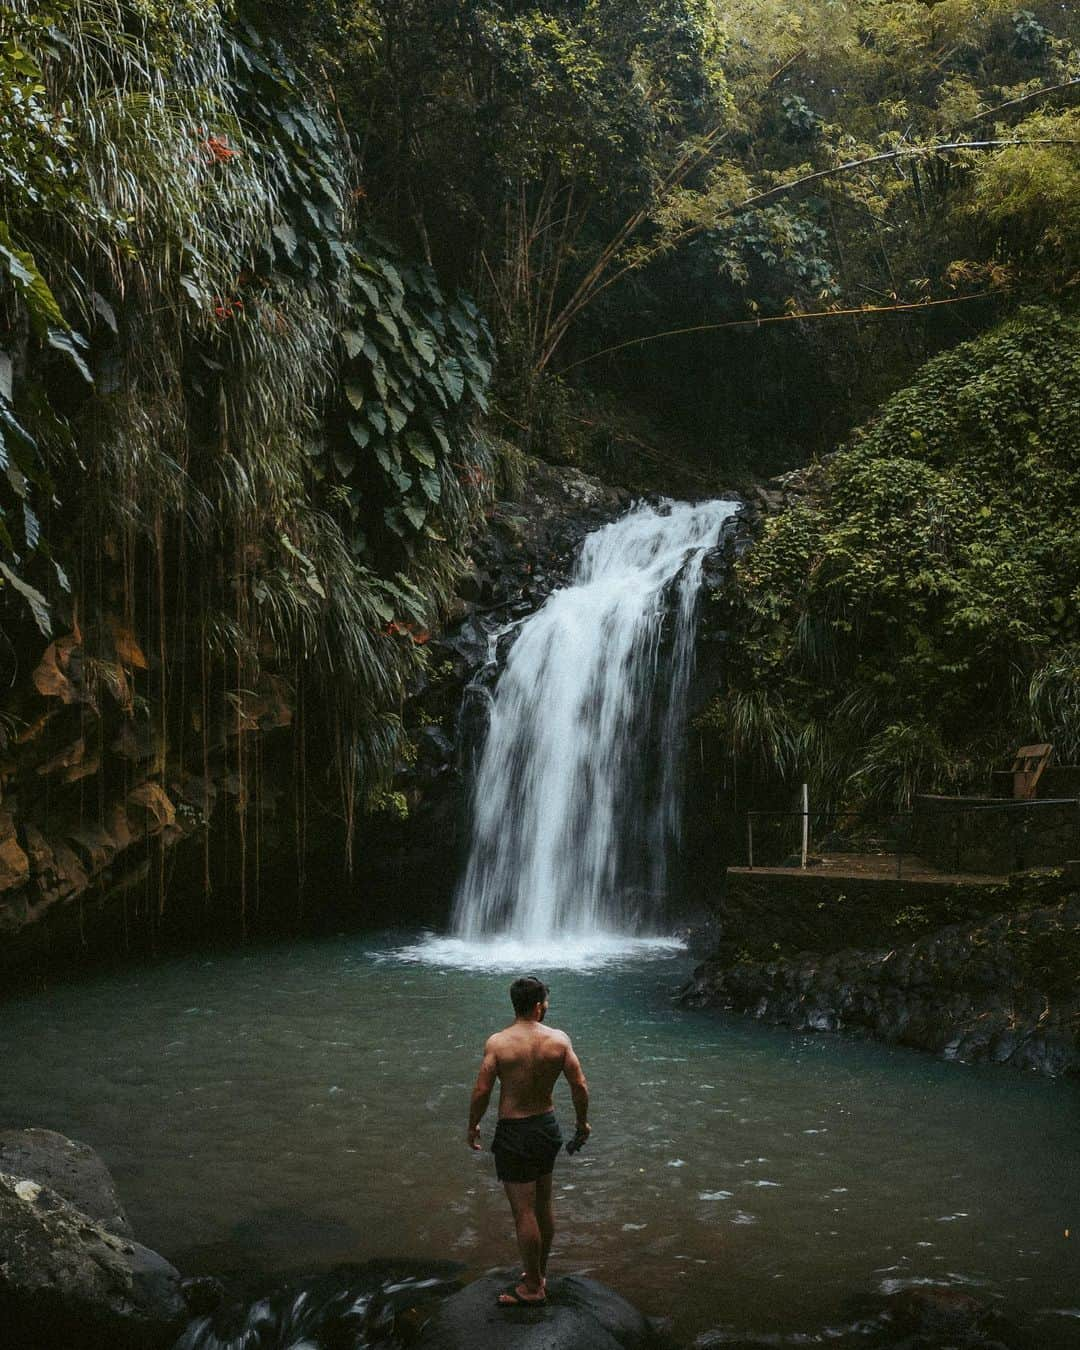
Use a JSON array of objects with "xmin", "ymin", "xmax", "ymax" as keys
[
  {"xmin": 418, "ymin": 725, "xmax": 455, "ymax": 767},
  {"xmin": 0, "ymin": 1126, "xmax": 133, "ymax": 1236},
  {"xmin": 414, "ymin": 1269, "xmax": 660, "ymax": 1350},
  {"xmin": 179, "ymin": 1276, "xmax": 226, "ymax": 1319},
  {"xmin": 175, "ymin": 1261, "xmax": 463, "ymax": 1350},
  {"xmin": 0, "ymin": 1170, "xmax": 186, "ymax": 1349},
  {"xmin": 681, "ymin": 893, "xmax": 1080, "ymax": 1078}
]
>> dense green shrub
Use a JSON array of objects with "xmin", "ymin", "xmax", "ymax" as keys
[{"xmin": 704, "ymin": 306, "xmax": 1080, "ymax": 808}]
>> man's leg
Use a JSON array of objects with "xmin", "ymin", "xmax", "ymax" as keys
[
  {"xmin": 535, "ymin": 1171, "xmax": 554, "ymax": 1279},
  {"xmin": 500, "ymin": 1180, "xmax": 545, "ymax": 1299}
]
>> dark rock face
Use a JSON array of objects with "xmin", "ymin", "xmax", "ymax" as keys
[
  {"xmin": 0, "ymin": 1170, "xmax": 186, "ymax": 1349},
  {"xmin": 414, "ymin": 1269, "xmax": 659, "ymax": 1350},
  {"xmin": 681, "ymin": 892, "xmax": 1080, "ymax": 1077},
  {"xmin": 0, "ymin": 1126, "xmax": 133, "ymax": 1236}
]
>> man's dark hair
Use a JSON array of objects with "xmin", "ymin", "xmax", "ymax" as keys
[{"xmin": 510, "ymin": 975, "xmax": 549, "ymax": 1016}]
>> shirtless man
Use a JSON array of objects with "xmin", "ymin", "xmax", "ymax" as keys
[{"xmin": 467, "ymin": 975, "xmax": 590, "ymax": 1306}]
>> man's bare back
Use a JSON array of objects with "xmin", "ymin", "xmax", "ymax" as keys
[{"xmin": 483, "ymin": 1021, "xmax": 583, "ymax": 1119}]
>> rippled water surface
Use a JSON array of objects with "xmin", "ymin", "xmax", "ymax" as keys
[{"xmin": 2, "ymin": 934, "xmax": 1078, "ymax": 1344}]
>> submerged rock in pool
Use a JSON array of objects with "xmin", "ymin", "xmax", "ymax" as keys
[
  {"xmin": 0, "ymin": 1170, "xmax": 186, "ymax": 1349},
  {"xmin": 415, "ymin": 1269, "xmax": 659, "ymax": 1350}
]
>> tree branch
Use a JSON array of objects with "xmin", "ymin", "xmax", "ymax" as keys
[
  {"xmin": 556, "ymin": 290, "xmax": 1010, "ymax": 376},
  {"xmin": 957, "ymin": 78, "xmax": 1080, "ymax": 129}
]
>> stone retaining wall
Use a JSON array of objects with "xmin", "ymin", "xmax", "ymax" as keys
[
  {"xmin": 911, "ymin": 795, "xmax": 1080, "ymax": 874},
  {"xmin": 700, "ymin": 867, "xmax": 1007, "ymax": 962}
]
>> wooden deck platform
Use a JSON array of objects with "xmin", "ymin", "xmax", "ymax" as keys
[{"xmin": 730, "ymin": 852, "xmax": 1006, "ymax": 887}]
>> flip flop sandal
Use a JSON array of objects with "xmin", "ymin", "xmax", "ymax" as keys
[{"xmin": 497, "ymin": 1283, "xmax": 547, "ymax": 1307}]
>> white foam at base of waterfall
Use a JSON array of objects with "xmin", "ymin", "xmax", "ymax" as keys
[{"xmin": 385, "ymin": 932, "xmax": 686, "ymax": 972}]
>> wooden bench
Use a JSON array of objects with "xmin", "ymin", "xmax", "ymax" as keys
[{"xmin": 1010, "ymin": 743, "xmax": 1053, "ymax": 800}]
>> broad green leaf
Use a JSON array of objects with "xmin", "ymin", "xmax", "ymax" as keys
[
  {"xmin": 376, "ymin": 259, "xmax": 404, "ymax": 294},
  {"xmin": 353, "ymin": 273, "xmax": 381, "ymax": 307},
  {"xmin": 419, "ymin": 468, "xmax": 442, "ymax": 503},
  {"xmin": 342, "ymin": 329, "xmax": 365, "ymax": 359},
  {"xmin": 406, "ymin": 433, "xmax": 437, "ymax": 468},
  {"xmin": 409, "ymin": 328, "xmax": 437, "ymax": 366},
  {"xmin": 345, "ymin": 378, "xmax": 365, "ymax": 411},
  {"xmin": 0, "ymin": 561, "xmax": 51, "ymax": 636},
  {"xmin": 23, "ymin": 502, "xmax": 40, "ymax": 549},
  {"xmin": 6, "ymin": 465, "xmax": 27, "ymax": 499},
  {"xmin": 46, "ymin": 328, "xmax": 93, "ymax": 384},
  {"xmin": 369, "ymin": 591, "xmax": 394, "ymax": 621},
  {"xmin": 316, "ymin": 174, "xmax": 343, "ymax": 208},
  {"xmin": 0, "ymin": 244, "xmax": 34, "ymax": 288},
  {"xmin": 376, "ymin": 312, "xmax": 401, "ymax": 344},
  {"xmin": 178, "ymin": 274, "xmax": 205, "ymax": 303},
  {"xmin": 272, "ymin": 222, "xmax": 298, "ymax": 258},
  {"xmin": 440, "ymin": 356, "xmax": 465, "ymax": 402},
  {"xmin": 91, "ymin": 291, "xmax": 118, "ymax": 334},
  {"xmin": 0, "ymin": 224, "xmax": 66, "ymax": 336},
  {"xmin": 402, "ymin": 501, "xmax": 427, "ymax": 531},
  {"xmin": 302, "ymin": 198, "xmax": 324, "ymax": 232},
  {"xmin": 349, "ymin": 419, "xmax": 370, "ymax": 449}
]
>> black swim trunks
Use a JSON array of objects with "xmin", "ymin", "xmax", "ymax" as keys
[{"xmin": 491, "ymin": 1111, "xmax": 564, "ymax": 1184}]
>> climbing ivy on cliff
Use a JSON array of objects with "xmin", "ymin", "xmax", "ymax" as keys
[{"xmin": 703, "ymin": 306, "xmax": 1080, "ymax": 809}]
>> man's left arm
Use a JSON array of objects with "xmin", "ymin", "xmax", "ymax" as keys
[{"xmin": 467, "ymin": 1037, "xmax": 498, "ymax": 1150}]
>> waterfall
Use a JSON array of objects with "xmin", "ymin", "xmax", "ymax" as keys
[{"xmin": 451, "ymin": 498, "xmax": 738, "ymax": 942}]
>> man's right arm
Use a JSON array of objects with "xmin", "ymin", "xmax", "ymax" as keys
[
  {"xmin": 467, "ymin": 1037, "xmax": 498, "ymax": 1150},
  {"xmin": 562, "ymin": 1038, "xmax": 590, "ymax": 1139}
]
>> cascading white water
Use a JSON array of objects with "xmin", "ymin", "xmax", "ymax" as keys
[{"xmin": 451, "ymin": 498, "xmax": 739, "ymax": 945}]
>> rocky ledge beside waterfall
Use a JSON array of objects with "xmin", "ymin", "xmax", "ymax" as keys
[{"xmin": 682, "ymin": 873, "xmax": 1080, "ymax": 1078}]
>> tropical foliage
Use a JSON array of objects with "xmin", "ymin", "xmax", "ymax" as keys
[
  {"xmin": 701, "ymin": 307, "xmax": 1080, "ymax": 810},
  {"xmin": 0, "ymin": 0, "xmax": 496, "ymax": 882},
  {"xmin": 252, "ymin": 0, "xmax": 1079, "ymax": 467}
]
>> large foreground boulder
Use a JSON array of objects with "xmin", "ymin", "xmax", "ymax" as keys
[
  {"xmin": 415, "ymin": 1269, "xmax": 659, "ymax": 1350},
  {"xmin": 0, "ymin": 1126, "xmax": 134, "ymax": 1236},
  {"xmin": 0, "ymin": 1171, "xmax": 186, "ymax": 1349}
]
